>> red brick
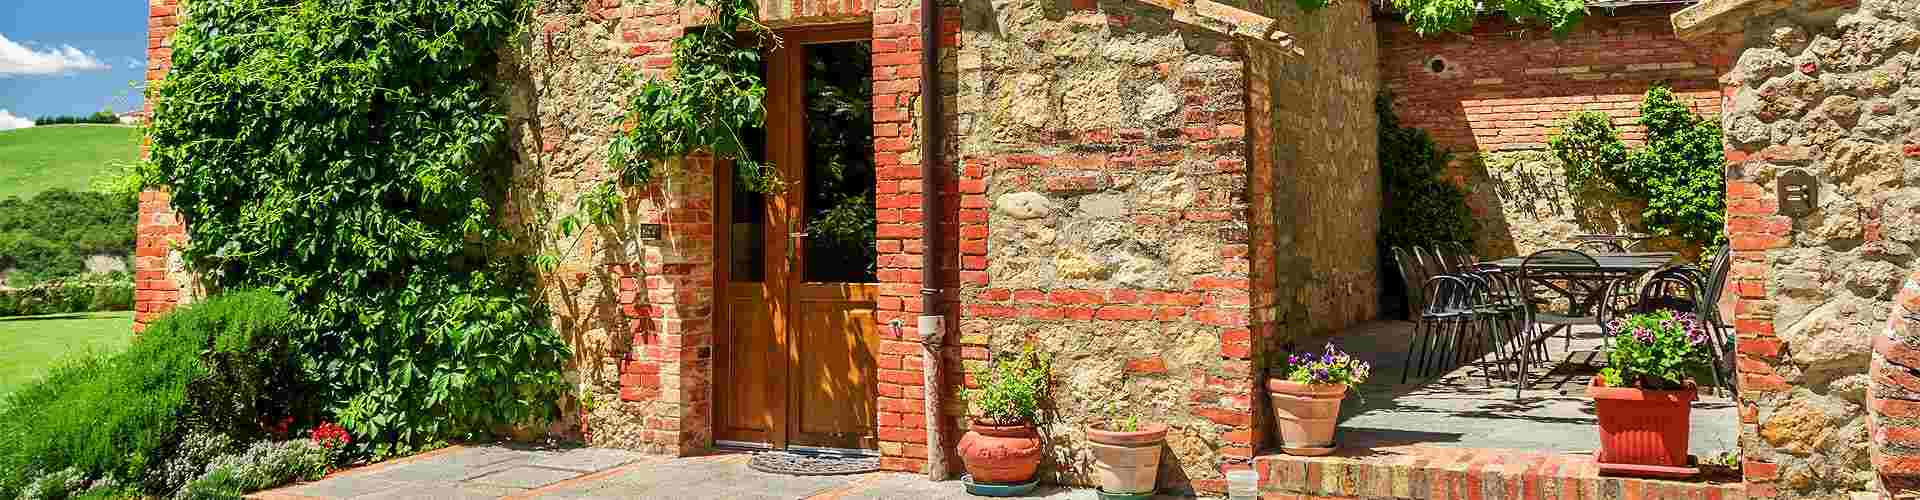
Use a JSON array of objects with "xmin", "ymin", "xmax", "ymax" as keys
[
  {"xmin": 1124, "ymin": 357, "xmax": 1168, "ymax": 374},
  {"xmin": 1095, "ymin": 305, "xmax": 1155, "ymax": 321}
]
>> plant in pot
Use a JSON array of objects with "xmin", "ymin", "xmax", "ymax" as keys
[
  {"xmin": 1085, "ymin": 401, "xmax": 1168, "ymax": 499},
  {"xmin": 957, "ymin": 345, "xmax": 1051, "ymax": 494},
  {"xmin": 1591, "ymin": 309, "xmax": 1714, "ymax": 477},
  {"xmin": 1267, "ymin": 343, "xmax": 1370, "ymax": 456}
]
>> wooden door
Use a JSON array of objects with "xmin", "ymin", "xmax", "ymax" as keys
[{"xmin": 714, "ymin": 25, "xmax": 879, "ymax": 452}]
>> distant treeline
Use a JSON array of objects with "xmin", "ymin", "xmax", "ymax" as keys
[{"xmin": 33, "ymin": 111, "xmax": 121, "ymax": 126}]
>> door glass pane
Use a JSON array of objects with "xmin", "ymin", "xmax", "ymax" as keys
[
  {"xmin": 801, "ymin": 41, "xmax": 876, "ymax": 283},
  {"xmin": 729, "ymin": 55, "xmax": 771, "ymax": 283}
]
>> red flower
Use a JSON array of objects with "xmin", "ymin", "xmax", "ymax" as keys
[
  {"xmin": 266, "ymin": 416, "xmax": 295, "ymax": 439},
  {"xmin": 310, "ymin": 422, "xmax": 352, "ymax": 450}
]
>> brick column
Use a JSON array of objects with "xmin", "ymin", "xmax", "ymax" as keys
[{"xmin": 135, "ymin": 0, "xmax": 187, "ymax": 333}]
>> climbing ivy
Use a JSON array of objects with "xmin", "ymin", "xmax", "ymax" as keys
[
  {"xmin": 146, "ymin": 0, "xmax": 570, "ymax": 457},
  {"xmin": 603, "ymin": 0, "xmax": 782, "ymax": 195},
  {"xmin": 1387, "ymin": 0, "xmax": 1589, "ymax": 36},
  {"xmin": 1548, "ymin": 85, "xmax": 1726, "ymax": 249}
]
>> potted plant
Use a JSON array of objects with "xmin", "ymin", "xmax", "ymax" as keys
[
  {"xmin": 1085, "ymin": 403, "xmax": 1168, "ymax": 499},
  {"xmin": 957, "ymin": 345, "xmax": 1050, "ymax": 491},
  {"xmin": 1267, "ymin": 343, "xmax": 1370, "ymax": 456},
  {"xmin": 1591, "ymin": 310, "xmax": 1714, "ymax": 477}
]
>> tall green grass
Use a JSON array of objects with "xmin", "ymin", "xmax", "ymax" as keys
[{"xmin": 0, "ymin": 291, "xmax": 294, "ymax": 497}]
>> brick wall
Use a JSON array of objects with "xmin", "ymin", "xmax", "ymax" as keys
[
  {"xmin": 1379, "ymin": 7, "xmax": 1725, "ymax": 258},
  {"xmin": 135, "ymin": 0, "xmax": 191, "ymax": 332}
]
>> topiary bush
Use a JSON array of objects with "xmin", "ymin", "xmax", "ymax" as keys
[
  {"xmin": 145, "ymin": 0, "xmax": 572, "ymax": 456},
  {"xmin": 0, "ymin": 290, "xmax": 298, "ymax": 498}
]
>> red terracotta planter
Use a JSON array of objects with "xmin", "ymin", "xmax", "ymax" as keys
[
  {"xmin": 1267, "ymin": 379, "xmax": 1347, "ymax": 454},
  {"xmin": 956, "ymin": 421, "xmax": 1043, "ymax": 484},
  {"xmin": 1590, "ymin": 379, "xmax": 1696, "ymax": 476}
]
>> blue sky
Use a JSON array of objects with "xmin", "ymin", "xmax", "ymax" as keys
[{"xmin": 0, "ymin": 2, "xmax": 150, "ymax": 126}]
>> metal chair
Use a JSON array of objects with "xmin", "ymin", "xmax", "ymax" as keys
[
  {"xmin": 1404, "ymin": 274, "xmax": 1474, "ymax": 383},
  {"xmin": 1576, "ymin": 240, "xmax": 1627, "ymax": 254},
  {"xmin": 1515, "ymin": 249, "xmax": 1609, "ymax": 396},
  {"xmin": 1391, "ymin": 247, "xmax": 1426, "ymax": 322}
]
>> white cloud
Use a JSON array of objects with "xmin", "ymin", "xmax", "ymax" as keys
[
  {"xmin": 0, "ymin": 110, "xmax": 34, "ymax": 131},
  {"xmin": 0, "ymin": 34, "xmax": 110, "ymax": 76}
]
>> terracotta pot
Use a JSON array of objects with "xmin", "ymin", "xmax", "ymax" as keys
[
  {"xmin": 957, "ymin": 421, "xmax": 1043, "ymax": 484},
  {"xmin": 1590, "ymin": 379, "xmax": 1695, "ymax": 468},
  {"xmin": 1267, "ymin": 379, "xmax": 1348, "ymax": 450},
  {"xmin": 1086, "ymin": 423, "xmax": 1168, "ymax": 494}
]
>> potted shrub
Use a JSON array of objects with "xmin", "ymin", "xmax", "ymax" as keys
[
  {"xmin": 957, "ymin": 345, "xmax": 1050, "ymax": 491},
  {"xmin": 1085, "ymin": 408, "xmax": 1168, "ymax": 499},
  {"xmin": 1591, "ymin": 310, "xmax": 1714, "ymax": 477},
  {"xmin": 1266, "ymin": 343, "xmax": 1370, "ymax": 456}
]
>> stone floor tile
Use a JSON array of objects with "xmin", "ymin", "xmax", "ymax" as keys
[
  {"xmin": 528, "ymin": 448, "xmax": 650, "ymax": 472},
  {"xmin": 465, "ymin": 465, "xmax": 587, "ymax": 489}
]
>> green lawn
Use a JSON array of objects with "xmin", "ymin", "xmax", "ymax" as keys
[
  {"xmin": 0, "ymin": 125, "xmax": 142, "ymax": 200},
  {"xmin": 0, "ymin": 311, "xmax": 134, "ymax": 396}
]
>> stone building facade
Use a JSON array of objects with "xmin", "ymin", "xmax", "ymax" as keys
[
  {"xmin": 1380, "ymin": 6, "xmax": 1726, "ymax": 259},
  {"xmin": 141, "ymin": 0, "xmax": 1379, "ymax": 494},
  {"xmin": 1674, "ymin": 0, "xmax": 1920, "ymax": 497}
]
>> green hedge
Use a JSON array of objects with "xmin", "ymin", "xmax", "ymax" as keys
[
  {"xmin": 0, "ymin": 291, "xmax": 299, "ymax": 498},
  {"xmin": 0, "ymin": 278, "xmax": 133, "ymax": 317}
]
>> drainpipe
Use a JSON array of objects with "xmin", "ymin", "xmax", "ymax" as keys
[{"xmin": 917, "ymin": 0, "xmax": 950, "ymax": 482}]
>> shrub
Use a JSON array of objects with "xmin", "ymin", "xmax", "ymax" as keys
[
  {"xmin": 32, "ymin": 112, "xmax": 120, "ymax": 126},
  {"xmin": 150, "ymin": 433, "xmax": 235, "ymax": 495},
  {"xmin": 1547, "ymin": 110, "xmax": 1628, "ymax": 195},
  {"xmin": 0, "ymin": 276, "xmax": 133, "ymax": 317},
  {"xmin": 0, "ymin": 291, "xmax": 297, "ymax": 498},
  {"xmin": 1377, "ymin": 93, "xmax": 1476, "ymax": 251},
  {"xmin": 175, "ymin": 440, "xmax": 329, "ymax": 500},
  {"xmin": 0, "ymin": 189, "xmax": 136, "ymax": 286},
  {"xmin": 964, "ymin": 345, "xmax": 1051, "ymax": 425}
]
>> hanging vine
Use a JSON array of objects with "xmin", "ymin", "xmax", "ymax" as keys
[{"xmin": 577, "ymin": 0, "xmax": 780, "ymax": 215}]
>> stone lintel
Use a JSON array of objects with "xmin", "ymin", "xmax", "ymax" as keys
[{"xmin": 1671, "ymin": 0, "xmax": 1858, "ymax": 41}]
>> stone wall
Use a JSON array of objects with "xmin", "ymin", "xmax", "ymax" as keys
[
  {"xmin": 1380, "ymin": 9, "xmax": 1723, "ymax": 258},
  {"xmin": 1674, "ymin": 0, "xmax": 1919, "ymax": 496},
  {"xmin": 956, "ymin": 0, "xmax": 1255, "ymax": 490}
]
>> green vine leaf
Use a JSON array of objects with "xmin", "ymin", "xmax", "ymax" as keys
[{"xmin": 606, "ymin": 0, "xmax": 785, "ymax": 194}]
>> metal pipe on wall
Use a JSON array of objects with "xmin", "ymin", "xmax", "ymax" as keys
[{"xmin": 917, "ymin": 0, "xmax": 949, "ymax": 481}]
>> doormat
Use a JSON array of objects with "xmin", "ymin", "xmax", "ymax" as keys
[{"xmin": 748, "ymin": 451, "xmax": 880, "ymax": 476}]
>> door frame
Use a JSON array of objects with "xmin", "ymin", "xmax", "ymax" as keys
[{"xmin": 713, "ymin": 21, "xmax": 877, "ymax": 452}]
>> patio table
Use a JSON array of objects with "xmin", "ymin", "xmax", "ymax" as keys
[{"xmin": 1481, "ymin": 251, "xmax": 1679, "ymax": 396}]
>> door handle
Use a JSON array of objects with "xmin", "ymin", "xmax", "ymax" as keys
[{"xmin": 789, "ymin": 232, "xmax": 809, "ymax": 239}]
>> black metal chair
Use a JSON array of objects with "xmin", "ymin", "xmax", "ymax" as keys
[
  {"xmin": 1576, "ymin": 240, "xmax": 1627, "ymax": 254},
  {"xmin": 1391, "ymin": 247, "xmax": 1427, "ymax": 322},
  {"xmin": 1516, "ymin": 249, "xmax": 1611, "ymax": 396},
  {"xmin": 1404, "ymin": 274, "xmax": 1474, "ymax": 383}
]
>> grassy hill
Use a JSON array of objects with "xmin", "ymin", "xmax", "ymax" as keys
[{"xmin": 0, "ymin": 125, "xmax": 142, "ymax": 200}]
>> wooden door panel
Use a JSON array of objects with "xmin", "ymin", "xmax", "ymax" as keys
[
  {"xmin": 790, "ymin": 283, "xmax": 880, "ymax": 449},
  {"xmin": 716, "ymin": 282, "xmax": 778, "ymax": 444}
]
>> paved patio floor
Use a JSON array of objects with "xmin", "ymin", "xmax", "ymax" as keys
[
  {"xmin": 1297, "ymin": 320, "xmax": 1739, "ymax": 460},
  {"xmin": 255, "ymin": 446, "xmax": 1188, "ymax": 500}
]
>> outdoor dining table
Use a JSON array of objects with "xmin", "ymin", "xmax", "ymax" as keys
[{"xmin": 1480, "ymin": 251, "xmax": 1680, "ymax": 397}]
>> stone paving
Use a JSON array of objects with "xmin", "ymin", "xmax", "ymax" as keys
[
  {"xmin": 255, "ymin": 446, "xmax": 1188, "ymax": 500},
  {"xmin": 1301, "ymin": 320, "xmax": 1739, "ymax": 459}
]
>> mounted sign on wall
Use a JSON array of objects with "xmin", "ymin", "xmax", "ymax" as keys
[
  {"xmin": 1777, "ymin": 169, "xmax": 1817, "ymax": 217},
  {"xmin": 637, "ymin": 224, "xmax": 663, "ymax": 240}
]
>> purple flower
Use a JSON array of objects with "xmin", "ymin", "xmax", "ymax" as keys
[{"xmin": 1632, "ymin": 327, "xmax": 1655, "ymax": 344}]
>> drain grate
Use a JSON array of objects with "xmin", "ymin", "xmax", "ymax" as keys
[{"xmin": 747, "ymin": 451, "xmax": 880, "ymax": 476}]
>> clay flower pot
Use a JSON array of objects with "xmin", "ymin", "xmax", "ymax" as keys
[
  {"xmin": 956, "ymin": 420, "xmax": 1043, "ymax": 484},
  {"xmin": 1590, "ymin": 379, "xmax": 1697, "ymax": 477},
  {"xmin": 1085, "ymin": 423, "xmax": 1168, "ymax": 495},
  {"xmin": 1267, "ymin": 379, "xmax": 1347, "ymax": 454}
]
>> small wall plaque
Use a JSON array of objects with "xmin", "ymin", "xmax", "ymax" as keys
[
  {"xmin": 1778, "ymin": 169, "xmax": 1817, "ymax": 217},
  {"xmin": 637, "ymin": 224, "xmax": 663, "ymax": 240}
]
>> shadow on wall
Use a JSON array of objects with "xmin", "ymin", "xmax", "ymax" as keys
[{"xmin": 1460, "ymin": 151, "xmax": 1697, "ymax": 258}]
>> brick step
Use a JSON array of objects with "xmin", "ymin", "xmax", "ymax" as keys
[{"xmin": 1255, "ymin": 447, "xmax": 1744, "ymax": 500}]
